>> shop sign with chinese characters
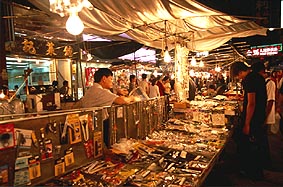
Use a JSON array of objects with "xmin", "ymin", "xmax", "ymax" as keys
[
  {"xmin": 247, "ymin": 43, "xmax": 282, "ymax": 57},
  {"xmin": 8, "ymin": 37, "xmax": 77, "ymax": 58}
]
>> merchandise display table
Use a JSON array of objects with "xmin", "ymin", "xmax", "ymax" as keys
[{"xmin": 0, "ymin": 97, "xmax": 239, "ymax": 186}]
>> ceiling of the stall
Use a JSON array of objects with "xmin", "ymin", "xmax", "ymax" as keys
[{"xmin": 2, "ymin": 0, "xmax": 268, "ymax": 68}]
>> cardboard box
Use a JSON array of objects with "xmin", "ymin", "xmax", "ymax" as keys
[{"xmin": 173, "ymin": 102, "xmax": 187, "ymax": 109}]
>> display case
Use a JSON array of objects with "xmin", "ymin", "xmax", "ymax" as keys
[{"xmin": 0, "ymin": 96, "xmax": 238, "ymax": 186}]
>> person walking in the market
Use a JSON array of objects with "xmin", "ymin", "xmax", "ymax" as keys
[
  {"xmin": 230, "ymin": 61, "xmax": 267, "ymax": 181},
  {"xmin": 128, "ymin": 74, "xmax": 137, "ymax": 93},
  {"xmin": 253, "ymin": 65, "xmax": 276, "ymax": 170}
]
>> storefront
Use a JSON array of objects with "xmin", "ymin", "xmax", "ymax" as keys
[{"xmin": 6, "ymin": 56, "xmax": 55, "ymax": 90}]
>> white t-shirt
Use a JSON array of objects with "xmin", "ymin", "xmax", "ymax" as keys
[
  {"xmin": 139, "ymin": 80, "xmax": 149, "ymax": 95},
  {"xmin": 81, "ymin": 83, "xmax": 118, "ymax": 108},
  {"xmin": 149, "ymin": 85, "xmax": 160, "ymax": 98},
  {"xmin": 266, "ymin": 78, "xmax": 276, "ymax": 124}
]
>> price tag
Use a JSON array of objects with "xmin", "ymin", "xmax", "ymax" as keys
[
  {"xmin": 192, "ymin": 111, "xmax": 199, "ymax": 122},
  {"xmin": 117, "ymin": 107, "xmax": 123, "ymax": 118},
  {"xmin": 54, "ymin": 157, "xmax": 65, "ymax": 176},
  {"xmin": 211, "ymin": 113, "xmax": 225, "ymax": 126},
  {"xmin": 224, "ymin": 109, "xmax": 235, "ymax": 116}
]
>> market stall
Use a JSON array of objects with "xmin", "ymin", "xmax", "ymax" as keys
[
  {"xmin": 0, "ymin": 0, "xmax": 261, "ymax": 186},
  {"xmin": 0, "ymin": 96, "xmax": 239, "ymax": 186}
]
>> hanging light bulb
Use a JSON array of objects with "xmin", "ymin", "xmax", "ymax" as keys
[
  {"xmin": 153, "ymin": 69, "xmax": 158, "ymax": 77},
  {"xmin": 164, "ymin": 46, "xmax": 171, "ymax": 63},
  {"xmin": 189, "ymin": 69, "xmax": 195, "ymax": 77},
  {"xmin": 215, "ymin": 65, "xmax": 221, "ymax": 72},
  {"xmin": 82, "ymin": 0, "xmax": 94, "ymax": 10},
  {"xmin": 49, "ymin": 0, "xmax": 93, "ymax": 17},
  {"xmin": 0, "ymin": 90, "xmax": 5, "ymax": 99},
  {"xmin": 87, "ymin": 53, "xmax": 93, "ymax": 61},
  {"xmin": 199, "ymin": 60, "xmax": 204, "ymax": 67},
  {"xmin": 66, "ymin": 11, "xmax": 84, "ymax": 35},
  {"xmin": 191, "ymin": 56, "xmax": 197, "ymax": 66},
  {"xmin": 163, "ymin": 20, "xmax": 171, "ymax": 63}
]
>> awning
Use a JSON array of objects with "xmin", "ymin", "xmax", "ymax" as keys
[{"xmin": 27, "ymin": 0, "xmax": 267, "ymax": 51}]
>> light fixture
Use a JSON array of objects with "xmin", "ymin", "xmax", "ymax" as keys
[
  {"xmin": 49, "ymin": 0, "xmax": 93, "ymax": 35},
  {"xmin": 164, "ymin": 47, "xmax": 171, "ymax": 63},
  {"xmin": 153, "ymin": 69, "xmax": 158, "ymax": 77},
  {"xmin": 66, "ymin": 11, "xmax": 84, "ymax": 35},
  {"xmin": 199, "ymin": 60, "xmax": 204, "ymax": 67},
  {"xmin": 86, "ymin": 53, "xmax": 93, "ymax": 61},
  {"xmin": 0, "ymin": 92, "xmax": 5, "ymax": 99},
  {"xmin": 163, "ymin": 20, "xmax": 171, "ymax": 63},
  {"xmin": 49, "ymin": 0, "xmax": 93, "ymax": 17},
  {"xmin": 191, "ymin": 56, "xmax": 197, "ymax": 66},
  {"xmin": 215, "ymin": 65, "xmax": 221, "ymax": 72},
  {"xmin": 189, "ymin": 69, "xmax": 195, "ymax": 77}
]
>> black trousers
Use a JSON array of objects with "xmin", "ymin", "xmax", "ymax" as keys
[{"xmin": 238, "ymin": 132, "xmax": 264, "ymax": 179}]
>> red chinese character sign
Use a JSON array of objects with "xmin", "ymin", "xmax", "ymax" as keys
[
  {"xmin": 85, "ymin": 67, "xmax": 97, "ymax": 87},
  {"xmin": 247, "ymin": 43, "xmax": 282, "ymax": 57}
]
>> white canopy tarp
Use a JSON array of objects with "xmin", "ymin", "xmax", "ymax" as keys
[{"xmin": 29, "ymin": 0, "xmax": 267, "ymax": 51}]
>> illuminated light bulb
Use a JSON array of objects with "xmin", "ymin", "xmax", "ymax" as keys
[
  {"xmin": 82, "ymin": 0, "xmax": 93, "ymax": 10},
  {"xmin": 0, "ymin": 91, "xmax": 5, "ymax": 99},
  {"xmin": 191, "ymin": 56, "xmax": 197, "ymax": 66},
  {"xmin": 66, "ymin": 12, "xmax": 84, "ymax": 35},
  {"xmin": 215, "ymin": 66, "xmax": 221, "ymax": 72},
  {"xmin": 199, "ymin": 60, "xmax": 204, "ymax": 67},
  {"xmin": 205, "ymin": 73, "xmax": 211, "ymax": 79},
  {"xmin": 189, "ymin": 69, "xmax": 195, "ymax": 77},
  {"xmin": 164, "ymin": 50, "xmax": 171, "ymax": 63},
  {"xmin": 87, "ymin": 53, "xmax": 93, "ymax": 61},
  {"xmin": 153, "ymin": 70, "xmax": 158, "ymax": 77}
]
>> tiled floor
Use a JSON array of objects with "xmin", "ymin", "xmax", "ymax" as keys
[{"xmin": 203, "ymin": 131, "xmax": 283, "ymax": 187}]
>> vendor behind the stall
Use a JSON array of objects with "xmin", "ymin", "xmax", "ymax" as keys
[
  {"xmin": 81, "ymin": 68, "xmax": 137, "ymax": 108},
  {"xmin": 80, "ymin": 68, "xmax": 139, "ymax": 147}
]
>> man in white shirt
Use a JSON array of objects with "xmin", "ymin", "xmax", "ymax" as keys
[
  {"xmin": 265, "ymin": 72, "xmax": 276, "ymax": 126},
  {"xmin": 261, "ymin": 71, "xmax": 276, "ymax": 169},
  {"xmin": 81, "ymin": 68, "xmax": 136, "ymax": 108},
  {"xmin": 80, "ymin": 68, "xmax": 138, "ymax": 147},
  {"xmin": 139, "ymin": 74, "xmax": 149, "ymax": 96}
]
